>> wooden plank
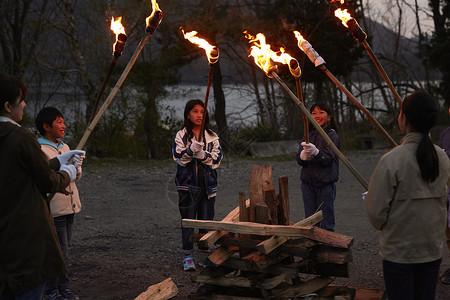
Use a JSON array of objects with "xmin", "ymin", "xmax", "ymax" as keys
[
  {"xmin": 182, "ymin": 219, "xmax": 314, "ymax": 237},
  {"xmin": 206, "ymin": 245, "xmax": 239, "ymax": 266},
  {"xmin": 308, "ymin": 226, "xmax": 354, "ymax": 248},
  {"xmin": 309, "ymin": 245, "xmax": 352, "ymax": 264},
  {"xmin": 254, "ymin": 203, "xmax": 269, "ymax": 224},
  {"xmin": 277, "ymin": 175, "xmax": 289, "ymax": 225},
  {"xmin": 249, "ymin": 164, "xmax": 272, "ymax": 222},
  {"xmin": 256, "ymin": 211, "xmax": 323, "ymax": 254},
  {"xmin": 263, "ymin": 187, "xmax": 278, "ymax": 225},
  {"xmin": 238, "ymin": 192, "xmax": 252, "ymax": 257},
  {"xmin": 134, "ymin": 277, "xmax": 178, "ymax": 300},
  {"xmin": 255, "ymin": 272, "xmax": 293, "ymax": 290},
  {"xmin": 199, "ymin": 199, "xmax": 250, "ymax": 248},
  {"xmin": 193, "ymin": 274, "xmax": 251, "ymax": 288},
  {"xmin": 271, "ymin": 276, "xmax": 334, "ymax": 298}
]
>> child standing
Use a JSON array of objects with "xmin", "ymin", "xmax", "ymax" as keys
[
  {"xmin": 35, "ymin": 107, "xmax": 84, "ymax": 300},
  {"xmin": 296, "ymin": 103, "xmax": 340, "ymax": 232},
  {"xmin": 438, "ymin": 106, "xmax": 450, "ymax": 284},
  {"xmin": 365, "ymin": 91, "xmax": 450, "ymax": 299},
  {"xmin": 172, "ymin": 99, "xmax": 223, "ymax": 271}
]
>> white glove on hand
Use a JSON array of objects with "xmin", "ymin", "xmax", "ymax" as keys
[
  {"xmin": 73, "ymin": 153, "xmax": 85, "ymax": 178},
  {"xmin": 301, "ymin": 142, "xmax": 319, "ymax": 156},
  {"xmin": 190, "ymin": 141, "xmax": 204, "ymax": 153},
  {"xmin": 194, "ymin": 150, "xmax": 206, "ymax": 160},
  {"xmin": 60, "ymin": 164, "xmax": 77, "ymax": 182},
  {"xmin": 57, "ymin": 150, "xmax": 86, "ymax": 165},
  {"xmin": 300, "ymin": 150, "xmax": 312, "ymax": 161}
]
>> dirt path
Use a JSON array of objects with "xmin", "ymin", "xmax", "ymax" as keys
[{"xmin": 70, "ymin": 151, "xmax": 450, "ymax": 299}]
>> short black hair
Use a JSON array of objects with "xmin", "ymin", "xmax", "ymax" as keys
[
  {"xmin": 35, "ymin": 107, "xmax": 64, "ymax": 136},
  {"xmin": 0, "ymin": 74, "xmax": 27, "ymax": 115}
]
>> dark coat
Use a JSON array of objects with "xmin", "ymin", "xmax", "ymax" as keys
[{"xmin": 0, "ymin": 121, "xmax": 68, "ymax": 295}]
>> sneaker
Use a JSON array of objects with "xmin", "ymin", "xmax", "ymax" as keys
[
  {"xmin": 441, "ymin": 268, "xmax": 450, "ymax": 284},
  {"xmin": 57, "ymin": 289, "xmax": 79, "ymax": 300},
  {"xmin": 43, "ymin": 290, "xmax": 58, "ymax": 300},
  {"xmin": 183, "ymin": 255, "xmax": 196, "ymax": 271}
]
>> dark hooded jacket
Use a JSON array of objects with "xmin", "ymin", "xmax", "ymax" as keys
[{"xmin": 0, "ymin": 121, "xmax": 68, "ymax": 295}]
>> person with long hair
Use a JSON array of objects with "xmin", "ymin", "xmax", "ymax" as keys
[
  {"xmin": 365, "ymin": 91, "xmax": 450, "ymax": 299},
  {"xmin": 172, "ymin": 99, "xmax": 223, "ymax": 271},
  {"xmin": 296, "ymin": 103, "xmax": 340, "ymax": 232}
]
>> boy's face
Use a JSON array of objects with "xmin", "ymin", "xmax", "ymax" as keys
[{"xmin": 44, "ymin": 116, "xmax": 65, "ymax": 142}]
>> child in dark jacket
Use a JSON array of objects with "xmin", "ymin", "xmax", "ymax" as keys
[
  {"xmin": 172, "ymin": 99, "xmax": 223, "ymax": 271},
  {"xmin": 296, "ymin": 103, "xmax": 340, "ymax": 232}
]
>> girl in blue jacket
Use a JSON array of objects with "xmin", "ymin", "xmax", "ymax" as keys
[{"xmin": 172, "ymin": 99, "xmax": 222, "ymax": 271}]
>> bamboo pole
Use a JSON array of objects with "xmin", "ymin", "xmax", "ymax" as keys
[
  {"xmin": 271, "ymin": 71, "xmax": 369, "ymax": 190},
  {"xmin": 198, "ymin": 64, "xmax": 214, "ymax": 143}
]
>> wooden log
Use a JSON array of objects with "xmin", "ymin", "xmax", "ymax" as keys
[
  {"xmin": 309, "ymin": 245, "xmax": 352, "ymax": 264},
  {"xmin": 182, "ymin": 219, "xmax": 314, "ymax": 237},
  {"xmin": 193, "ymin": 274, "xmax": 251, "ymax": 288},
  {"xmin": 256, "ymin": 211, "xmax": 323, "ymax": 254},
  {"xmin": 206, "ymin": 245, "xmax": 240, "ymax": 266},
  {"xmin": 255, "ymin": 272, "xmax": 293, "ymax": 290},
  {"xmin": 249, "ymin": 164, "xmax": 272, "ymax": 221},
  {"xmin": 263, "ymin": 187, "xmax": 278, "ymax": 225},
  {"xmin": 134, "ymin": 277, "xmax": 178, "ymax": 300},
  {"xmin": 277, "ymin": 175, "xmax": 290, "ymax": 225},
  {"xmin": 199, "ymin": 199, "xmax": 250, "ymax": 248},
  {"xmin": 254, "ymin": 203, "xmax": 269, "ymax": 224},
  {"xmin": 295, "ymin": 259, "xmax": 350, "ymax": 277},
  {"xmin": 238, "ymin": 192, "xmax": 253, "ymax": 257},
  {"xmin": 221, "ymin": 251, "xmax": 287, "ymax": 272},
  {"xmin": 308, "ymin": 227, "xmax": 354, "ymax": 248},
  {"xmin": 271, "ymin": 276, "xmax": 334, "ymax": 298}
]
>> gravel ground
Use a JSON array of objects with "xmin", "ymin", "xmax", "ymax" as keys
[{"xmin": 69, "ymin": 150, "xmax": 450, "ymax": 299}]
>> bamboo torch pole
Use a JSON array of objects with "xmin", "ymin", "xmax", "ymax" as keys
[
  {"xmin": 271, "ymin": 70, "xmax": 368, "ymax": 190},
  {"xmin": 76, "ymin": 8, "xmax": 163, "ymax": 150},
  {"xmin": 334, "ymin": 9, "xmax": 403, "ymax": 106},
  {"xmin": 288, "ymin": 58, "xmax": 309, "ymax": 143},
  {"xmin": 294, "ymin": 31, "xmax": 398, "ymax": 147}
]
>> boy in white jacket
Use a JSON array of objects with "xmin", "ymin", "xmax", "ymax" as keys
[{"xmin": 35, "ymin": 107, "xmax": 84, "ymax": 300}]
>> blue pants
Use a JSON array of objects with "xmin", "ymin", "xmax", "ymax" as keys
[
  {"xmin": 383, "ymin": 258, "xmax": 441, "ymax": 300},
  {"xmin": 46, "ymin": 214, "xmax": 74, "ymax": 293},
  {"xmin": 0, "ymin": 281, "xmax": 47, "ymax": 300},
  {"xmin": 178, "ymin": 188, "xmax": 215, "ymax": 254},
  {"xmin": 301, "ymin": 182, "xmax": 336, "ymax": 231}
]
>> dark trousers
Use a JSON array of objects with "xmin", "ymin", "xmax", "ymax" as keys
[
  {"xmin": 178, "ymin": 188, "xmax": 215, "ymax": 254},
  {"xmin": 301, "ymin": 182, "xmax": 336, "ymax": 231},
  {"xmin": 46, "ymin": 214, "xmax": 74, "ymax": 293},
  {"xmin": 0, "ymin": 281, "xmax": 47, "ymax": 300},
  {"xmin": 383, "ymin": 258, "xmax": 441, "ymax": 300}
]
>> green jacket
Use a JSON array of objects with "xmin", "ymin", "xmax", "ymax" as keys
[
  {"xmin": 365, "ymin": 132, "xmax": 450, "ymax": 264},
  {"xmin": 0, "ymin": 120, "xmax": 68, "ymax": 295}
]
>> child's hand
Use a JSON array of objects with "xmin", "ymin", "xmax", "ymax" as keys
[
  {"xmin": 194, "ymin": 150, "xmax": 205, "ymax": 160},
  {"xmin": 190, "ymin": 141, "xmax": 204, "ymax": 153},
  {"xmin": 300, "ymin": 150, "xmax": 312, "ymax": 161},
  {"xmin": 301, "ymin": 142, "xmax": 319, "ymax": 156},
  {"xmin": 57, "ymin": 150, "xmax": 86, "ymax": 165}
]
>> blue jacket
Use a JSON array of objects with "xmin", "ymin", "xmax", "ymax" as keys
[{"xmin": 172, "ymin": 128, "xmax": 222, "ymax": 198}]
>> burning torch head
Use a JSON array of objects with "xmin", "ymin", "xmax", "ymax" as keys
[
  {"xmin": 146, "ymin": 10, "xmax": 163, "ymax": 35},
  {"xmin": 288, "ymin": 58, "xmax": 301, "ymax": 79},
  {"xmin": 209, "ymin": 46, "xmax": 219, "ymax": 65},
  {"xmin": 113, "ymin": 33, "xmax": 128, "ymax": 57},
  {"xmin": 347, "ymin": 18, "xmax": 367, "ymax": 43}
]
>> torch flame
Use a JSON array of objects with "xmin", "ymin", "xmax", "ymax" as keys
[
  {"xmin": 181, "ymin": 28, "xmax": 219, "ymax": 64},
  {"xmin": 110, "ymin": 17, "xmax": 126, "ymax": 54},
  {"xmin": 334, "ymin": 8, "xmax": 353, "ymax": 28},
  {"xmin": 330, "ymin": 0, "xmax": 346, "ymax": 4},
  {"xmin": 146, "ymin": 0, "xmax": 163, "ymax": 34}
]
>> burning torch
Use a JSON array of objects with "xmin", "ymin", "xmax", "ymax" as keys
[
  {"xmin": 77, "ymin": 0, "xmax": 163, "ymax": 150},
  {"xmin": 89, "ymin": 16, "xmax": 128, "ymax": 124},
  {"xmin": 334, "ymin": 8, "xmax": 403, "ymax": 106},
  {"xmin": 180, "ymin": 28, "xmax": 219, "ymax": 143},
  {"xmin": 245, "ymin": 31, "xmax": 368, "ymax": 190},
  {"xmin": 294, "ymin": 31, "xmax": 397, "ymax": 147}
]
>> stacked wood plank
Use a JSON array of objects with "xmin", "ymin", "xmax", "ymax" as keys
[{"xmin": 183, "ymin": 164, "xmax": 384, "ymax": 300}]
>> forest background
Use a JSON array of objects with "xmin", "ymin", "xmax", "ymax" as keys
[{"xmin": 1, "ymin": 0, "xmax": 449, "ymax": 159}]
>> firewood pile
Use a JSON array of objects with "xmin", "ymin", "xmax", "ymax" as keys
[{"xmin": 183, "ymin": 164, "xmax": 385, "ymax": 299}]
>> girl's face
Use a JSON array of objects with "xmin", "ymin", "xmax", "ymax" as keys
[
  {"xmin": 7, "ymin": 92, "xmax": 26, "ymax": 122},
  {"xmin": 187, "ymin": 104, "xmax": 204, "ymax": 127},
  {"xmin": 44, "ymin": 116, "xmax": 65, "ymax": 143},
  {"xmin": 311, "ymin": 106, "xmax": 330, "ymax": 129}
]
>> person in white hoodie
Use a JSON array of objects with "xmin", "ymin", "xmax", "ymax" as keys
[{"xmin": 35, "ymin": 107, "xmax": 84, "ymax": 300}]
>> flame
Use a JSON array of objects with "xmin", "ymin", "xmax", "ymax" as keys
[
  {"xmin": 181, "ymin": 28, "xmax": 219, "ymax": 64},
  {"xmin": 110, "ymin": 17, "xmax": 126, "ymax": 53},
  {"xmin": 334, "ymin": 8, "xmax": 352, "ymax": 27},
  {"xmin": 146, "ymin": 0, "xmax": 161, "ymax": 28},
  {"xmin": 330, "ymin": 0, "xmax": 345, "ymax": 4},
  {"xmin": 293, "ymin": 31, "xmax": 305, "ymax": 44}
]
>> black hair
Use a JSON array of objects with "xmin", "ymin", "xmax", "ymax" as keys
[
  {"xmin": 183, "ymin": 99, "xmax": 211, "ymax": 139},
  {"xmin": 35, "ymin": 107, "xmax": 64, "ymax": 136},
  {"xmin": 309, "ymin": 103, "xmax": 338, "ymax": 134},
  {"xmin": 0, "ymin": 74, "xmax": 27, "ymax": 115},
  {"xmin": 402, "ymin": 90, "xmax": 439, "ymax": 182}
]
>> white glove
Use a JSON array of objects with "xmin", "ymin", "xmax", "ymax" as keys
[
  {"xmin": 301, "ymin": 142, "xmax": 319, "ymax": 156},
  {"xmin": 190, "ymin": 141, "xmax": 204, "ymax": 153},
  {"xmin": 361, "ymin": 191, "xmax": 368, "ymax": 201},
  {"xmin": 194, "ymin": 150, "xmax": 206, "ymax": 160},
  {"xmin": 73, "ymin": 153, "xmax": 85, "ymax": 178},
  {"xmin": 56, "ymin": 150, "xmax": 86, "ymax": 165},
  {"xmin": 300, "ymin": 150, "xmax": 312, "ymax": 161},
  {"xmin": 60, "ymin": 164, "xmax": 77, "ymax": 182}
]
